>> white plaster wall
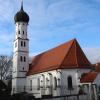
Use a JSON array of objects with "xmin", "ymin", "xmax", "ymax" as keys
[
  {"xmin": 26, "ymin": 74, "xmax": 41, "ymax": 98},
  {"xmin": 60, "ymin": 68, "xmax": 91, "ymax": 95},
  {"xmin": 13, "ymin": 52, "xmax": 29, "ymax": 77},
  {"xmin": 14, "ymin": 39, "xmax": 29, "ymax": 53},
  {"xmin": 17, "ymin": 52, "xmax": 29, "ymax": 71},
  {"xmin": 12, "ymin": 78, "xmax": 26, "ymax": 93},
  {"xmin": 27, "ymin": 70, "xmax": 61, "ymax": 98},
  {"xmin": 60, "ymin": 69, "xmax": 79, "ymax": 96},
  {"xmin": 26, "ymin": 68, "xmax": 91, "ymax": 99},
  {"xmin": 15, "ymin": 22, "xmax": 28, "ymax": 39}
]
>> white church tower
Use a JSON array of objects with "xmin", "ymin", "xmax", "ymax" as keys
[{"xmin": 12, "ymin": 1, "xmax": 29, "ymax": 93}]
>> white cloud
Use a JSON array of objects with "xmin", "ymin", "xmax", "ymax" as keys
[
  {"xmin": 0, "ymin": 0, "xmax": 15, "ymax": 22},
  {"xmin": 84, "ymin": 48, "xmax": 100, "ymax": 64}
]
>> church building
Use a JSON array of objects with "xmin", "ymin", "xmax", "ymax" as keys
[{"xmin": 12, "ymin": 2, "xmax": 100, "ymax": 100}]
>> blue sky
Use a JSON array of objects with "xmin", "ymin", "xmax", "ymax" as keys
[{"xmin": 0, "ymin": 0, "xmax": 100, "ymax": 63}]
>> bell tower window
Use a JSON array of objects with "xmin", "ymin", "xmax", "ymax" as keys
[
  {"xmin": 24, "ymin": 56, "xmax": 26, "ymax": 62},
  {"xmin": 18, "ymin": 31, "xmax": 20, "ymax": 34},
  {"xmin": 20, "ymin": 56, "xmax": 23, "ymax": 62},
  {"xmin": 23, "ymin": 31, "xmax": 24, "ymax": 35},
  {"xmin": 21, "ymin": 41, "xmax": 23, "ymax": 46},
  {"xmin": 23, "ymin": 67, "xmax": 24, "ymax": 70},
  {"xmin": 24, "ymin": 42, "xmax": 26, "ymax": 47}
]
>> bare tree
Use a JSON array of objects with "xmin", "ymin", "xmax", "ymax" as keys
[{"xmin": 0, "ymin": 55, "xmax": 12, "ymax": 80}]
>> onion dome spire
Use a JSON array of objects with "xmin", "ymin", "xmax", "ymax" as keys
[{"xmin": 14, "ymin": 0, "xmax": 29, "ymax": 23}]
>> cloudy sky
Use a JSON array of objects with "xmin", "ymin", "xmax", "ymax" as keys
[{"xmin": 0, "ymin": 0, "xmax": 100, "ymax": 64}]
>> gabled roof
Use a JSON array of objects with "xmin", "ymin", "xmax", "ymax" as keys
[
  {"xmin": 80, "ymin": 72, "xmax": 98, "ymax": 83},
  {"xmin": 27, "ymin": 39, "xmax": 92, "ymax": 75}
]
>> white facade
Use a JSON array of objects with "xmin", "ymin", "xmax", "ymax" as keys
[
  {"xmin": 27, "ymin": 70, "xmax": 61, "ymax": 98},
  {"xmin": 26, "ymin": 68, "xmax": 91, "ymax": 99},
  {"xmin": 12, "ymin": 21, "xmax": 29, "ymax": 93}
]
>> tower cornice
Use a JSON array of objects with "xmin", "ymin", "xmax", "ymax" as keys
[{"xmin": 14, "ymin": 37, "xmax": 29, "ymax": 42}]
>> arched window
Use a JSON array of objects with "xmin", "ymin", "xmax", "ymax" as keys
[
  {"xmin": 21, "ymin": 41, "xmax": 23, "ymax": 46},
  {"xmin": 54, "ymin": 77, "xmax": 57, "ymax": 90},
  {"xmin": 24, "ymin": 56, "xmax": 26, "ymax": 62},
  {"xmin": 20, "ymin": 56, "xmax": 22, "ymax": 62},
  {"xmin": 68, "ymin": 76, "xmax": 73, "ymax": 89},
  {"xmin": 18, "ymin": 31, "xmax": 20, "ymax": 34},
  {"xmin": 24, "ymin": 42, "xmax": 26, "ymax": 47},
  {"xmin": 37, "ymin": 78, "xmax": 40, "ymax": 90},
  {"xmin": 23, "ymin": 31, "xmax": 24, "ymax": 35}
]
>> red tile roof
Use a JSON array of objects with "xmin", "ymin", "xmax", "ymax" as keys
[
  {"xmin": 27, "ymin": 39, "xmax": 92, "ymax": 75},
  {"xmin": 80, "ymin": 72, "xmax": 98, "ymax": 83}
]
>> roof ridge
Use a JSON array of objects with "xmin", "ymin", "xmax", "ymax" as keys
[
  {"xmin": 75, "ymin": 40, "xmax": 79, "ymax": 67},
  {"xmin": 59, "ymin": 40, "xmax": 75, "ymax": 67}
]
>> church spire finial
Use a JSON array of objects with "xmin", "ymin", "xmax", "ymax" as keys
[
  {"xmin": 21, "ymin": 0, "xmax": 23, "ymax": 10},
  {"xmin": 14, "ymin": 0, "xmax": 29, "ymax": 23}
]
